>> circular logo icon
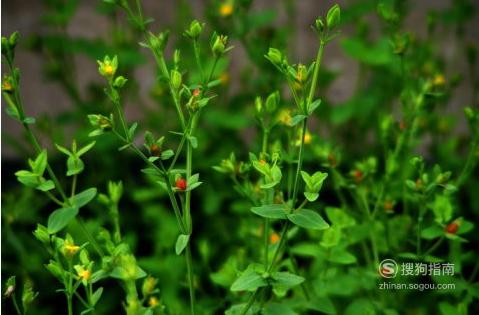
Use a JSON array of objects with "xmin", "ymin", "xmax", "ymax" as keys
[{"xmin": 379, "ymin": 259, "xmax": 398, "ymax": 278}]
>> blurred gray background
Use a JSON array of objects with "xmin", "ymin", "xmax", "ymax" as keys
[{"xmin": 2, "ymin": 0, "xmax": 478, "ymax": 157}]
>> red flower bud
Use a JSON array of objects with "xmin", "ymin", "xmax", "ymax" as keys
[
  {"xmin": 175, "ymin": 178, "xmax": 187, "ymax": 191},
  {"xmin": 150, "ymin": 144, "xmax": 161, "ymax": 157},
  {"xmin": 353, "ymin": 170, "xmax": 363, "ymax": 182},
  {"xmin": 445, "ymin": 222, "xmax": 459, "ymax": 234},
  {"xmin": 193, "ymin": 88, "xmax": 200, "ymax": 97}
]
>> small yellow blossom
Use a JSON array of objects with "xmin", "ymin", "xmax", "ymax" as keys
[
  {"xmin": 63, "ymin": 239, "xmax": 80, "ymax": 257},
  {"xmin": 149, "ymin": 297, "xmax": 159, "ymax": 307},
  {"xmin": 220, "ymin": 72, "xmax": 229, "ymax": 85},
  {"xmin": 433, "ymin": 74, "xmax": 445, "ymax": 86},
  {"xmin": 270, "ymin": 233, "xmax": 280, "ymax": 244},
  {"xmin": 76, "ymin": 267, "xmax": 91, "ymax": 281},
  {"xmin": 277, "ymin": 109, "xmax": 292, "ymax": 126},
  {"xmin": 219, "ymin": 3, "xmax": 233, "ymax": 17},
  {"xmin": 303, "ymin": 131, "xmax": 312, "ymax": 144},
  {"xmin": 2, "ymin": 80, "xmax": 13, "ymax": 92}
]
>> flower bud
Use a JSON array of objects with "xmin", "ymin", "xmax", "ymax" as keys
[
  {"xmin": 113, "ymin": 76, "xmax": 128, "ymax": 89},
  {"xmin": 1, "ymin": 37, "xmax": 9, "ymax": 54},
  {"xmin": 255, "ymin": 96, "xmax": 263, "ymax": 115},
  {"xmin": 2, "ymin": 75, "xmax": 14, "ymax": 93},
  {"xmin": 326, "ymin": 4, "xmax": 341, "ymax": 30},
  {"xmin": 88, "ymin": 114, "xmax": 113, "ymax": 131},
  {"xmin": 265, "ymin": 91, "xmax": 279, "ymax": 113},
  {"xmin": 173, "ymin": 49, "xmax": 181, "ymax": 66},
  {"xmin": 170, "ymin": 69, "xmax": 182, "ymax": 90},
  {"xmin": 9, "ymin": 32, "xmax": 19, "ymax": 49},
  {"xmin": 185, "ymin": 20, "xmax": 203, "ymax": 39},
  {"xmin": 33, "ymin": 224, "xmax": 50, "ymax": 244},
  {"xmin": 266, "ymin": 48, "xmax": 282, "ymax": 66},
  {"xmin": 315, "ymin": 18, "xmax": 324, "ymax": 33},
  {"xmin": 149, "ymin": 31, "xmax": 169, "ymax": 52},
  {"xmin": 97, "ymin": 55, "xmax": 118, "ymax": 80},
  {"xmin": 212, "ymin": 34, "xmax": 227, "ymax": 56},
  {"xmin": 142, "ymin": 276, "xmax": 158, "ymax": 296},
  {"xmin": 175, "ymin": 177, "xmax": 187, "ymax": 191}
]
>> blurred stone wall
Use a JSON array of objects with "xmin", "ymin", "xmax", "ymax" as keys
[{"xmin": 2, "ymin": 0, "xmax": 478, "ymax": 158}]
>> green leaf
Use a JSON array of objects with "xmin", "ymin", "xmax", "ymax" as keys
[
  {"xmin": 250, "ymin": 204, "xmax": 288, "ymax": 219},
  {"xmin": 175, "ymin": 234, "xmax": 190, "ymax": 255},
  {"xmin": 326, "ymin": 4, "xmax": 341, "ymax": 29},
  {"xmin": 15, "ymin": 170, "xmax": 40, "ymax": 188},
  {"xmin": 304, "ymin": 192, "xmax": 319, "ymax": 202},
  {"xmin": 231, "ymin": 269, "xmax": 267, "ymax": 292},
  {"xmin": 66, "ymin": 156, "xmax": 84, "ymax": 176},
  {"xmin": 325, "ymin": 207, "xmax": 356, "ymax": 228},
  {"xmin": 47, "ymin": 207, "xmax": 79, "ymax": 234},
  {"xmin": 421, "ymin": 225, "xmax": 443, "ymax": 240},
  {"xmin": 290, "ymin": 115, "xmax": 306, "ymax": 126},
  {"xmin": 272, "ymin": 271, "xmax": 304, "ymax": 287},
  {"xmin": 328, "ymin": 248, "xmax": 357, "ymax": 264},
  {"xmin": 37, "ymin": 180, "xmax": 55, "ymax": 192},
  {"xmin": 128, "ymin": 123, "xmax": 138, "ymax": 139},
  {"xmin": 188, "ymin": 136, "xmax": 198, "ymax": 148},
  {"xmin": 263, "ymin": 303, "xmax": 297, "ymax": 315},
  {"xmin": 287, "ymin": 209, "xmax": 329, "ymax": 230},
  {"xmin": 23, "ymin": 117, "xmax": 36, "ymax": 124},
  {"xmin": 33, "ymin": 150, "xmax": 48, "ymax": 175},
  {"xmin": 161, "ymin": 149, "xmax": 174, "ymax": 160},
  {"xmin": 432, "ymin": 195, "xmax": 453, "ymax": 224},
  {"xmin": 77, "ymin": 141, "xmax": 96, "ymax": 156},
  {"xmin": 91, "ymin": 287, "xmax": 103, "ymax": 305},
  {"xmin": 320, "ymin": 226, "xmax": 341, "ymax": 247},
  {"xmin": 70, "ymin": 188, "xmax": 97, "ymax": 208},
  {"xmin": 307, "ymin": 99, "xmax": 322, "ymax": 115}
]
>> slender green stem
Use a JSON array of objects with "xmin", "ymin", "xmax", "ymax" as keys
[
  {"xmin": 45, "ymin": 191, "xmax": 64, "ymax": 206},
  {"xmin": 71, "ymin": 174, "xmax": 77, "ymax": 198},
  {"xmin": 74, "ymin": 291, "xmax": 89, "ymax": 308},
  {"xmin": 77, "ymin": 218, "xmax": 104, "ymax": 257},
  {"xmin": 193, "ymin": 39, "xmax": 204, "ymax": 82},
  {"xmin": 185, "ymin": 244, "xmax": 196, "ymax": 315},
  {"xmin": 67, "ymin": 261, "xmax": 74, "ymax": 315},
  {"xmin": 240, "ymin": 289, "xmax": 261, "ymax": 315},
  {"xmin": 306, "ymin": 40, "xmax": 325, "ymax": 109},
  {"xmin": 423, "ymin": 237, "xmax": 444, "ymax": 257},
  {"xmin": 12, "ymin": 293, "xmax": 23, "ymax": 315}
]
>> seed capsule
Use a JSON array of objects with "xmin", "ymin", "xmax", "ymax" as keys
[
  {"xmin": 175, "ymin": 177, "xmax": 187, "ymax": 191},
  {"xmin": 445, "ymin": 222, "xmax": 459, "ymax": 234}
]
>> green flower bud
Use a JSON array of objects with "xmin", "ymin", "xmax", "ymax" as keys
[
  {"xmin": 185, "ymin": 20, "xmax": 203, "ymax": 39},
  {"xmin": 326, "ymin": 4, "xmax": 341, "ymax": 30},
  {"xmin": 255, "ymin": 96, "xmax": 263, "ymax": 115},
  {"xmin": 1, "ymin": 37, "xmax": 8, "ymax": 54},
  {"xmin": 315, "ymin": 18, "xmax": 324, "ymax": 33},
  {"xmin": 265, "ymin": 91, "xmax": 279, "ymax": 113},
  {"xmin": 267, "ymin": 48, "xmax": 282, "ymax": 66},
  {"xmin": 173, "ymin": 49, "xmax": 181, "ymax": 66},
  {"xmin": 295, "ymin": 64, "xmax": 308, "ymax": 84},
  {"xmin": 142, "ymin": 276, "xmax": 158, "ymax": 296},
  {"xmin": 88, "ymin": 114, "xmax": 113, "ymax": 131},
  {"xmin": 170, "ymin": 69, "xmax": 182, "ymax": 90},
  {"xmin": 4, "ymin": 276, "xmax": 16, "ymax": 298},
  {"xmin": 149, "ymin": 31, "xmax": 169, "ymax": 52},
  {"xmin": 9, "ymin": 31, "xmax": 19, "ymax": 48},
  {"xmin": 113, "ymin": 76, "xmax": 128, "ymax": 89},
  {"xmin": 108, "ymin": 181, "xmax": 123, "ymax": 203},
  {"xmin": 33, "ymin": 224, "xmax": 50, "ymax": 244},
  {"xmin": 212, "ymin": 34, "xmax": 227, "ymax": 56},
  {"xmin": 21, "ymin": 281, "xmax": 38, "ymax": 314}
]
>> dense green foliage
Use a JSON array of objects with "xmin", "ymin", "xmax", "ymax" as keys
[{"xmin": 2, "ymin": 0, "xmax": 479, "ymax": 314}]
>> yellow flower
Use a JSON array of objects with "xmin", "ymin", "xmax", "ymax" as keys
[
  {"xmin": 433, "ymin": 74, "xmax": 445, "ymax": 86},
  {"xmin": 149, "ymin": 297, "xmax": 159, "ymax": 307},
  {"xmin": 303, "ymin": 132, "xmax": 312, "ymax": 144},
  {"xmin": 219, "ymin": 3, "xmax": 233, "ymax": 17},
  {"xmin": 220, "ymin": 72, "xmax": 229, "ymax": 85},
  {"xmin": 277, "ymin": 109, "xmax": 292, "ymax": 126},
  {"xmin": 63, "ymin": 239, "xmax": 80, "ymax": 257},
  {"xmin": 270, "ymin": 233, "xmax": 280, "ymax": 244},
  {"xmin": 2, "ymin": 80, "xmax": 13, "ymax": 92},
  {"xmin": 77, "ymin": 267, "xmax": 91, "ymax": 281}
]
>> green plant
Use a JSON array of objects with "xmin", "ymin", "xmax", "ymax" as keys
[{"xmin": 2, "ymin": 1, "xmax": 479, "ymax": 314}]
